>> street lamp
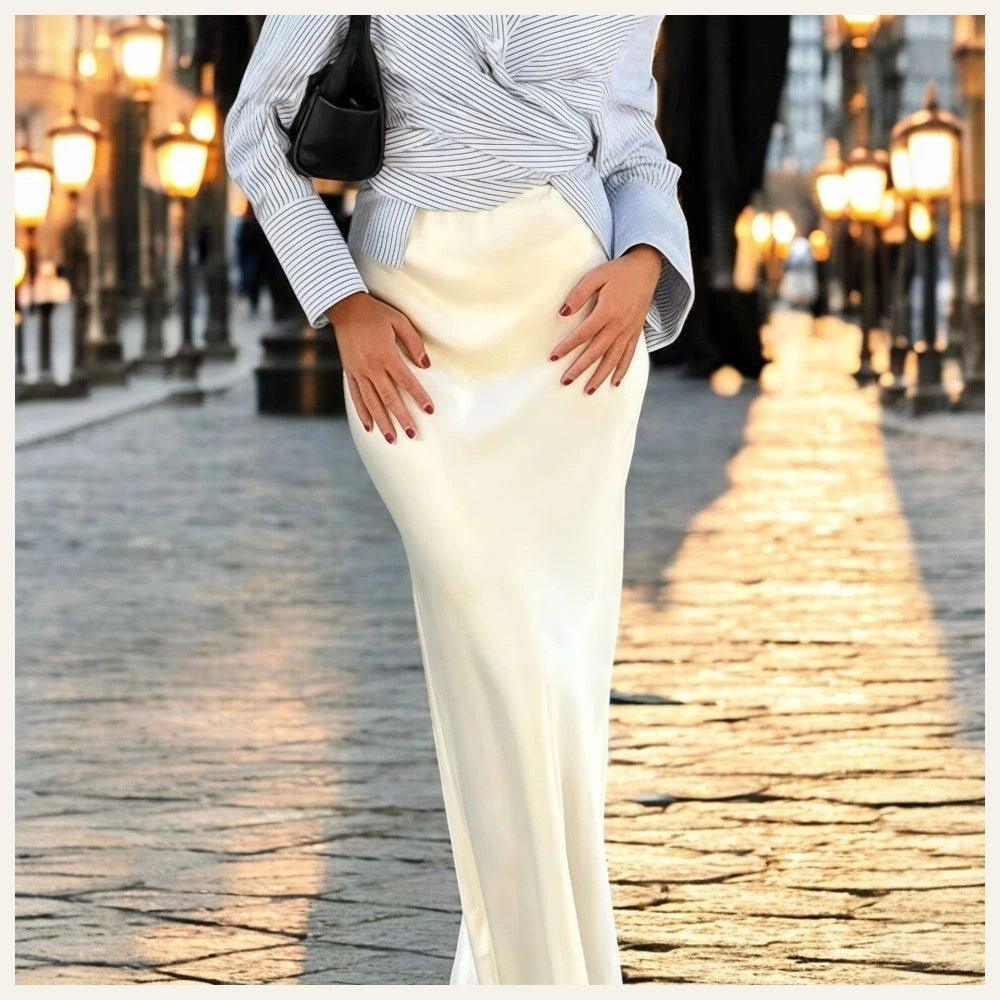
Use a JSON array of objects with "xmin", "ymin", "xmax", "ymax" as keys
[
  {"xmin": 15, "ymin": 246, "xmax": 27, "ymax": 378},
  {"xmin": 15, "ymin": 148, "xmax": 53, "ymax": 385},
  {"xmin": 897, "ymin": 83, "xmax": 961, "ymax": 203},
  {"xmin": 953, "ymin": 14, "xmax": 985, "ymax": 408},
  {"xmin": 839, "ymin": 14, "xmax": 881, "ymax": 48},
  {"xmin": 48, "ymin": 111, "xmax": 100, "ymax": 194},
  {"xmin": 153, "ymin": 122, "xmax": 209, "ymax": 388},
  {"xmin": 48, "ymin": 109, "xmax": 102, "ymax": 391},
  {"xmin": 892, "ymin": 82, "xmax": 962, "ymax": 414},
  {"xmin": 843, "ymin": 146, "xmax": 888, "ymax": 379},
  {"xmin": 814, "ymin": 139, "xmax": 849, "ymax": 220},
  {"xmin": 111, "ymin": 15, "xmax": 165, "ymax": 102},
  {"xmin": 844, "ymin": 146, "xmax": 888, "ymax": 222},
  {"xmin": 112, "ymin": 15, "xmax": 169, "ymax": 373}
]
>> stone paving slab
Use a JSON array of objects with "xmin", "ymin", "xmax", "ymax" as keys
[{"xmin": 15, "ymin": 312, "xmax": 983, "ymax": 984}]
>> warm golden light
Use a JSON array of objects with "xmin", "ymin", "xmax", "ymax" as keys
[
  {"xmin": 840, "ymin": 14, "xmax": 880, "ymax": 46},
  {"xmin": 14, "ymin": 154, "xmax": 53, "ymax": 228},
  {"xmin": 153, "ymin": 123, "xmax": 209, "ymax": 199},
  {"xmin": 894, "ymin": 82, "xmax": 962, "ymax": 203},
  {"xmin": 907, "ymin": 129, "xmax": 957, "ymax": 202},
  {"xmin": 771, "ymin": 210, "xmax": 796, "ymax": 247},
  {"xmin": 710, "ymin": 365, "xmax": 743, "ymax": 397},
  {"xmin": 808, "ymin": 229, "xmax": 831, "ymax": 262},
  {"xmin": 844, "ymin": 147, "xmax": 888, "ymax": 221},
  {"xmin": 189, "ymin": 96, "xmax": 217, "ymax": 144},
  {"xmin": 814, "ymin": 140, "xmax": 849, "ymax": 220},
  {"xmin": 876, "ymin": 189, "xmax": 900, "ymax": 228},
  {"xmin": 908, "ymin": 201, "xmax": 935, "ymax": 241},
  {"xmin": 751, "ymin": 211, "xmax": 772, "ymax": 249},
  {"xmin": 112, "ymin": 16, "xmax": 166, "ymax": 98},
  {"xmin": 14, "ymin": 246, "xmax": 27, "ymax": 288},
  {"xmin": 889, "ymin": 140, "xmax": 914, "ymax": 197},
  {"xmin": 48, "ymin": 113, "xmax": 101, "ymax": 195},
  {"xmin": 77, "ymin": 49, "xmax": 98, "ymax": 78}
]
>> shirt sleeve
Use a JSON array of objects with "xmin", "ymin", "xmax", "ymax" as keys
[
  {"xmin": 595, "ymin": 16, "xmax": 695, "ymax": 351},
  {"xmin": 224, "ymin": 15, "xmax": 367, "ymax": 328}
]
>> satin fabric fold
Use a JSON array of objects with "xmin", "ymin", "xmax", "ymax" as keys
[{"xmin": 345, "ymin": 184, "xmax": 648, "ymax": 984}]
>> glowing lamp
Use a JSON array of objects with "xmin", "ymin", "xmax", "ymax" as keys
[
  {"xmin": 47, "ymin": 111, "xmax": 101, "ymax": 195},
  {"xmin": 908, "ymin": 201, "xmax": 934, "ymax": 242},
  {"xmin": 844, "ymin": 146, "xmax": 888, "ymax": 222},
  {"xmin": 814, "ymin": 139, "xmax": 849, "ymax": 220},
  {"xmin": 15, "ymin": 246, "xmax": 27, "ymax": 287},
  {"xmin": 77, "ymin": 49, "xmax": 98, "ymax": 78},
  {"xmin": 189, "ymin": 96, "xmax": 217, "ymax": 144},
  {"xmin": 840, "ymin": 14, "xmax": 881, "ymax": 47},
  {"xmin": 808, "ymin": 229, "xmax": 830, "ymax": 262},
  {"xmin": 750, "ymin": 211, "xmax": 772, "ymax": 249},
  {"xmin": 889, "ymin": 134, "xmax": 914, "ymax": 198},
  {"xmin": 14, "ymin": 152, "xmax": 54, "ymax": 228},
  {"xmin": 895, "ymin": 83, "xmax": 961, "ymax": 203},
  {"xmin": 153, "ymin": 123, "xmax": 210, "ymax": 199},
  {"xmin": 112, "ymin": 16, "xmax": 166, "ymax": 100},
  {"xmin": 771, "ymin": 210, "xmax": 796, "ymax": 248}
]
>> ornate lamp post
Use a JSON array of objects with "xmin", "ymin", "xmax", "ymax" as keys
[
  {"xmin": 112, "ymin": 15, "xmax": 169, "ymax": 374},
  {"xmin": 893, "ymin": 83, "xmax": 962, "ymax": 414},
  {"xmin": 15, "ymin": 246, "xmax": 27, "ymax": 382},
  {"xmin": 14, "ymin": 147, "xmax": 53, "ymax": 389},
  {"xmin": 153, "ymin": 122, "xmax": 209, "ymax": 393},
  {"xmin": 953, "ymin": 15, "xmax": 984, "ymax": 410},
  {"xmin": 48, "ymin": 109, "xmax": 101, "ymax": 392},
  {"xmin": 808, "ymin": 229, "xmax": 832, "ymax": 316},
  {"xmin": 814, "ymin": 138, "xmax": 851, "ymax": 315},
  {"xmin": 843, "ymin": 144, "xmax": 888, "ymax": 381}
]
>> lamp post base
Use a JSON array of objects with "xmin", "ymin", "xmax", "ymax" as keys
[
  {"xmin": 202, "ymin": 336, "xmax": 238, "ymax": 361},
  {"xmin": 18, "ymin": 372, "xmax": 89, "ymax": 402},
  {"xmin": 171, "ymin": 343, "xmax": 205, "ymax": 382},
  {"xmin": 902, "ymin": 348, "xmax": 949, "ymax": 416},
  {"xmin": 255, "ymin": 320, "xmax": 346, "ymax": 416},
  {"xmin": 131, "ymin": 353, "xmax": 175, "ymax": 377},
  {"xmin": 86, "ymin": 340, "xmax": 130, "ymax": 386}
]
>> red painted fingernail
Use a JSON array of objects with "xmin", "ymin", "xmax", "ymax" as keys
[
  {"xmin": 406, "ymin": 427, "xmax": 415, "ymax": 438},
  {"xmin": 613, "ymin": 379, "xmax": 621, "ymax": 387},
  {"xmin": 421, "ymin": 355, "xmax": 431, "ymax": 368},
  {"xmin": 423, "ymin": 403, "xmax": 434, "ymax": 414},
  {"xmin": 559, "ymin": 304, "xmax": 571, "ymax": 317},
  {"xmin": 562, "ymin": 377, "xmax": 572, "ymax": 386},
  {"xmin": 587, "ymin": 386, "xmax": 596, "ymax": 395},
  {"xmin": 549, "ymin": 354, "xmax": 559, "ymax": 362},
  {"xmin": 385, "ymin": 432, "xmax": 395, "ymax": 443},
  {"xmin": 364, "ymin": 422, "xmax": 372, "ymax": 431}
]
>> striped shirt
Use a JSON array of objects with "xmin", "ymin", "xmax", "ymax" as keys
[{"xmin": 225, "ymin": 15, "xmax": 694, "ymax": 352}]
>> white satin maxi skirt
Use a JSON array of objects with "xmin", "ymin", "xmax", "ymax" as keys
[{"xmin": 345, "ymin": 184, "xmax": 649, "ymax": 985}]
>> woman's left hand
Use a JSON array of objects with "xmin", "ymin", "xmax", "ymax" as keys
[{"xmin": 549, "ymin": 244, "xmax": 663, "ymax": 393}]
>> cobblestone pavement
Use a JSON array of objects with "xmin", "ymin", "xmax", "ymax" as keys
[{"xmin": 16, "ymin": 312, "xmax": 983, "ymax": 984}]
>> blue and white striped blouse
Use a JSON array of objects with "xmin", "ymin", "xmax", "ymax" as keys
[{"xmin": 225, "ymin": 15, "xmax": 694, "ymax": 352}]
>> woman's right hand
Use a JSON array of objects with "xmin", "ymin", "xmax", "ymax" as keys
[{"xmin": 328, "ymin": 292, "xmax": 435, "ymax": 443}]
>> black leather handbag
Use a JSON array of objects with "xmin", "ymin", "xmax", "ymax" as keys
[{"xmin": 280, "ymin": 15, "xmax": 385, "ymax": 182}]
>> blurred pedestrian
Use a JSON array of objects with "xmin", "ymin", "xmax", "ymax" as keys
[{"xmin": 235, "ymin": 205, "xmax": 266, "ymax": 314}]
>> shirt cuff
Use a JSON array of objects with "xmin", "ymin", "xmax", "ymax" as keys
[
  {"xmin": 610, "ymin": 178, "xmax": 695, "ymax": 351},
  {"xmin": 258, "ymin": 196, "xmax": 368, "ymax": 328}
]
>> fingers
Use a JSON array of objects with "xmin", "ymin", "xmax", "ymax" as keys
[
  {"xmin": 393, "ymin": 316, "xmax": 431, "ymax": 369},
  {"xmin": 389, "ymin": 358, "xmax": 435, "ymax": 415},
  {"xmin": 560, "ymin": 323, "xmax": 620, "ymax": 385},
  {"xmin": 558, "ymin": 263, "xmax": 608, "ymax": 318},
  {"xmin": 347, "ymin": 374, "xmax": 373, "ymax": 431},
  {"xmin": 549, "ymin": 301, "xmax": 609, "ymax": 361},
  {"xmin": 374, "ymin": 374, "xmax": 418, "ymax": 440},
  {"xmin": 357, "ymin": 376, "xmax": 396, "ymax": 443},
  {"xmin": 611, "ymin": 334, "xmax": 640, "ymax": 387},
  {"xmin": 584, "ymin": 335, "xmax": 629, "ymax": 394}
]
